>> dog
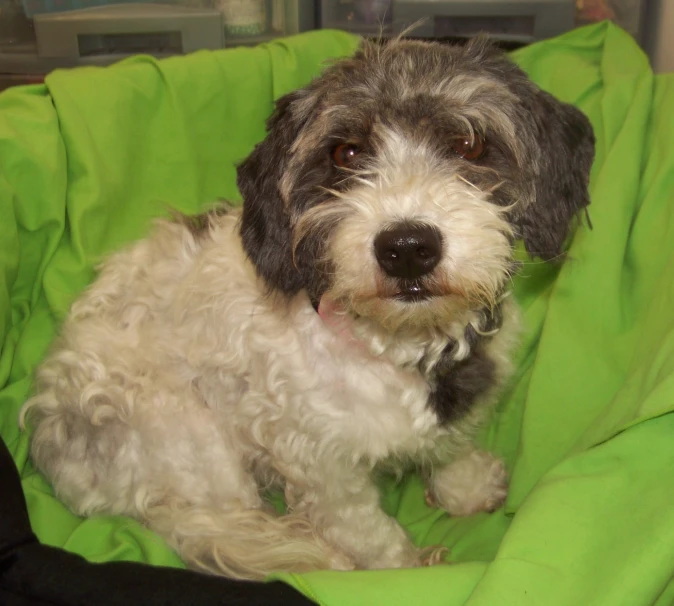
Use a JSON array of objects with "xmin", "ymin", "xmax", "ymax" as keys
[{"xmin": 20, "ymin": 36, "xmax": 594, "ymax": 580}]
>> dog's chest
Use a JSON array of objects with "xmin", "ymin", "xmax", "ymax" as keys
[{"xmin": 263, "ymin": 300, "xmax": 446, "ymax": 460}]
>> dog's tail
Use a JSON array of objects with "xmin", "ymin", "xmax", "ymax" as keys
[{"xmin": 145, "ymin": 504, "xmax": 354, "ymax": 580}]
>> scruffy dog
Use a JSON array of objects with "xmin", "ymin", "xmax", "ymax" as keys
[{"xmin": 21, "ymin": 37, "xmax": 594, "ymax": 580}]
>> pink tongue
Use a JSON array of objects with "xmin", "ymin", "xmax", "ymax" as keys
[
  {"xmin": 317, "ymin": 296, "xmax": 356, "ymax": 340},
  {"xmin": 317, "ymin": 296, "xmax": 374, "ymax": 356}
]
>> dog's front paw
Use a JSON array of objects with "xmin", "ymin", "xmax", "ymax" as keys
[{"xmin": 427, "ymin": 450, "xmax": 508, "ymax": 517}]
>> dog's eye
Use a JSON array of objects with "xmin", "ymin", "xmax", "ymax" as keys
[
  {"xmin": 452, "ymin": 136, "xmax": 485, "ymax": 160},
  {"xmin": 332, "ymin": 143, "xmax": 361, "ymax": 168}
]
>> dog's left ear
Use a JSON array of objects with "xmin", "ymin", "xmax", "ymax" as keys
[
  {"xmin": 237, "ymin": 90, "xmax": 318, "ymax": 295},
  {"xmin": 513, "ymin": 89, "xmax": 595, "ymax": 260}
]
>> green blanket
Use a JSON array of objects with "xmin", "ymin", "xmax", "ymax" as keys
[{"xmin": 2, "ymin": 22, "xmax": 674, "ymax": 606}]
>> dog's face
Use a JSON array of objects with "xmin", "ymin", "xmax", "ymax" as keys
[{"xmin": 237, "ymin": 37, "xmax": 594, "ymax": 331}]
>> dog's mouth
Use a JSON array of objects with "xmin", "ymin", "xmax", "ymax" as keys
[{"xmin": 392, "ymin": 280, "xmax": 434, "ymax": 302}]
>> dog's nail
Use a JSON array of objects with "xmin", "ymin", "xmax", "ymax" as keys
[{"xmin": 419, "ymin": 545, "xmax": 450, "ymax": 566}]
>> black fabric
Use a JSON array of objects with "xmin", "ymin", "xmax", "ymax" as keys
[{"xmin": 0, "ymin": 436, "xmax": 316, "ymax": 606}]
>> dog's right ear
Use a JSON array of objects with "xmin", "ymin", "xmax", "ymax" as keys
[{"xmin": 237, "ymin": 90, "xmax": 318, "ymax": 295}]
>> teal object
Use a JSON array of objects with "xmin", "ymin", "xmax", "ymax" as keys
[{"xmin": 22, "ymin": 0, "xmax": 148, "ymax": 19}]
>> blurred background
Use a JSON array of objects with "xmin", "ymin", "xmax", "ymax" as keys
[{"xmin": 0, "ymin": 0, "xmax": 669, "ymax": 90}]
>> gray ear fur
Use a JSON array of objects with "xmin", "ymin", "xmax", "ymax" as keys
[
  {"xmin": 516, "ymin": 90, "xmax": 595, "ymax": 260},
  {"xmin": 237, "ymin": 90, "xmax": 316, "ymax": 294},
  {"xmin": 458, "ymin": 36, "xmax": 595, "ymax": 260}
]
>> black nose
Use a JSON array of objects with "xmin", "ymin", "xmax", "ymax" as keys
[{"xmin": 374, "ymin": 224, "xmax": 442, "ymax": 280}]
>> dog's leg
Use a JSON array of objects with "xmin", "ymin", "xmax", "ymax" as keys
[
  {"xmin": 284, "ymin": 463, "xmax": 421, "ymax": 570},
  {"xmin": 26, "ymin": 407, "xmax": 355, "ymax": 580},
  {"xmin": 23, "ymin": 372, "xmax": 354, "ymax": 580},
  {"xmin": 145, "ymin": 502, "xmax": 356, "ymax": 580},
  {"xmin": 425, "ymin": 449, "xmax": 508, "ymax": 516}
]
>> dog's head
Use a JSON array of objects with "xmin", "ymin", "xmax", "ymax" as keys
[{"xmin": 237, "ymin": 37, "xmax": 594, "ymax": 331}]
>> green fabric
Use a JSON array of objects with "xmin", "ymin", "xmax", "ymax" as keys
[{"xmin": 2, "ymin": 21, "xmax": 674, "ymax": 606}]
